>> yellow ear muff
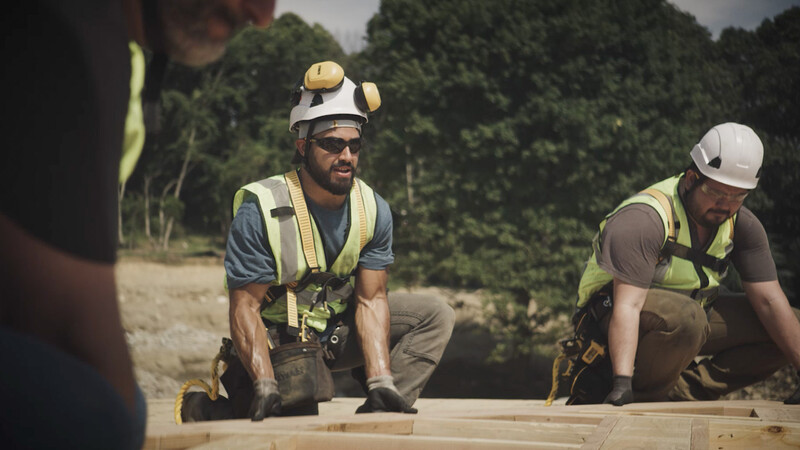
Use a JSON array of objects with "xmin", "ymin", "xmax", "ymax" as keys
[
  {"xmin": 304, "ymin": 61, "xmax": 345, "ymax": 92},
  {"xmin": 354, "ymin": 82, "xmax": 381, "ymax": 113}
]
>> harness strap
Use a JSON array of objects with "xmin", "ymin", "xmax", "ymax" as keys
[
  {"xmin": 640, "ymin": 188, "xmax": 676, "ymax": 242},
  {"xmin": 662, "ymin": 240, "xmax": 729, "ymax": 274},
  {"xmin": 285, "ymin": 170, "xmax": 319, "ymax": 337},
  {"xmin": 286, "ymin": 282, "xmax": 300, "ymax": 331},
  {"xmin": 285, "ymin": 170, "xmax": 321, "ymax": 273},
  {"xmin": 640, "ymin": 188, "xmax": 730, "ymax": 275},
  {"xmin": 352, "ymin": 179, "xmax": 368, "ymax": 251}
]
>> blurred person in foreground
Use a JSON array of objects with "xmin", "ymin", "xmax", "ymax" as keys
[{"xmin": 0, "ymin": 0, "xmax": 275, "ymax": 447}]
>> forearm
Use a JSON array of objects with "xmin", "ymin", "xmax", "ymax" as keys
[
  {"xmin": 229, "ymin": 286, "xmax": 274, "ymax": 381},
  {"xmin": 607, "ymin": 305, "xmax": 640, "ymax": 376},
  {"xmin": 747, "ymin": 286, "xmax": 800, "ymax": 369},
  {"xmin": 607, "ymin": 279, "xmax": 648, "ymax": 377},
  {"xmin": 354, "ymin": 268, "xmax": 391, "ymax": 378}
]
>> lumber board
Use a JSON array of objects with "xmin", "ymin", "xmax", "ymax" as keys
[
  {"xmin": 410, "ymin": 417, "xmax": 594, "ymax": 445},
  {"xmin": 448, "ymin": 410, "xmax": 606, "ymax": 425},
  {"xmin": 581, "ymin": 415, "xmax": 619, "ymax": 450},
  {"xmin": 690, "ymin": 418, "xmax": 709, "ymax": 450},
  {"xmin": 144, "ymin": 399, "xmax": 800, "ymax": 450},
  {"xmin": 753, "ymin": 407, "xmax": 800, "ymax": 422},
  {"xmin": 188, "ymin": 430, "xmax": 575, "ymax": 450},
  {"xmin": 600, "ymin": 415, "xmax": 693, "ymax": 449},
  {"xmin": 708, "ymin": 420, "xmax": 800, "ymax": 449},
  {"xmin": 316, "ymin": 417, "xmax": 415, "ymax": 434},
  {"xmin": 185, "ymin": 434, "xmax": 296, "ymax": 450}
]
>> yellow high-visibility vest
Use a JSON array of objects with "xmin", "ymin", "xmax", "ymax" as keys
[
  {"xmin": 577, "ymin": 174, "xmax": 735, "ymax": 308},
  {"xmin": 232, "ymin": 171, "xmax": 378, "ymax": 332}
]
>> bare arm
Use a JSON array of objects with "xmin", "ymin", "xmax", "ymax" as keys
[
  {"xmin": 743, "ymin": 280, "xmax": 800, "ymax": 370},
  {"xmin": 0, "ymin": 215, "xmax": 137, "ymax": 411},
  {"xmin": 353, "ymin": 267, "xmax": 392, "ymax": 378},
  {"xmin": 229, "ymin": 283, "xmax": 274, "ymax": 381},
  {"xmin": 607, "ymin": 278, "xmax": 649, "ymax": 376}
]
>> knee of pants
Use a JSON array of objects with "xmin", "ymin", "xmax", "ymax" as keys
[
  {"xmin": 666, "ymin": 300, "xmax": 708, "ymax": 348},
  {"xmin": 640, "ymin": 292, "xmax": 708, "ymax": 346},
  {"xmin": 427, "ymin": 299, "xmax": 456, "ymax": 335}
]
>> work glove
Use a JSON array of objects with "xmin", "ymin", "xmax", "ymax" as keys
[
  {"xmin": 355, "ymin": 375, "xmax": 418, "ymax": 414},
  {"xmin": 785, "ymin": 371, "xmax": 800, "ymax": 405},
  {"xmin": 249, "ymin": 378, "xmax": 281, "ymax": 421},
  {"xmin": 603, "ymin": 375, "xmax": 634, "ymax": 406}
]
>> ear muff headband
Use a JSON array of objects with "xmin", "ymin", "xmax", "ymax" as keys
[{"xmin": 354, "ymin": 82, "xmax": 381, "ymax": 113}]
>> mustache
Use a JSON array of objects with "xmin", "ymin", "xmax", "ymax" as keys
[
  {"xmin": 332, "ymin": 162, "xmax": 353, "ymax": 169},
  {"xmin": 708, "ymin": 209, "xmax": 731, "ymax": 215}
]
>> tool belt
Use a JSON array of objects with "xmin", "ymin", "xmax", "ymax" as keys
[
  {"xmin": 561, "ymin": 284, "xmax": 614, "ymax": 405},
  {"xmin": 220, "ymin": 328, "xmax": 338, "ymax": 412}
]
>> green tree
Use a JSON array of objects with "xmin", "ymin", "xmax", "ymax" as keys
[
  {"xmin": 716, "ymin": 7, "xmax": 800, "ymax": 303},
  {"xmin": 362, "ymin": 0, "xmax": 730, "ymax": 358}
]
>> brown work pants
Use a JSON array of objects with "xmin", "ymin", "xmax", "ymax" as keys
[{"xmin": 600, "ymin": 288, "xmax": 800, "ymax": 402}]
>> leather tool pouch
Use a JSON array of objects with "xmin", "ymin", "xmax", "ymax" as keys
[
  {"xmin": 269, "ymin": 341, "xmax": 335, "ymax": 408},
  {"xmin": 564, "ymin": 287, "xmax": 614, "ymax": 405}
]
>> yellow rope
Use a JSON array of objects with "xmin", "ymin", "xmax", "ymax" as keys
[
  {"xmin": 544, "ymin": 352, "xmax": 567, "ymax": 407},
  {"xmin": 174, "ymin": 350, "xmax": 226, "ymax": 424}
]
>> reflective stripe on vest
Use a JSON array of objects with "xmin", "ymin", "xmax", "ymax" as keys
[
  {"xmin": 577, "ymin": 174, "xmax": 735, "ymax": 308},
  {"xmin": 232, "ymin": 171, "xmax": 378, "ymax": 332}
]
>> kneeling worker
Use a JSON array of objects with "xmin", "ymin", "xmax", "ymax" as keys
[
  {"xmin": 183, "ymin": 61, "xmax": 454, "ymax": 420},
  {"xmin": 571, "ymin": 123, "xmax": 800, "ymax": 405}
]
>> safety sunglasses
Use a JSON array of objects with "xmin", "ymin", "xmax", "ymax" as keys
[
  {"xmin": 309, "ymin": 137, "xmax": 362, "ymax": 154},
  {"xmin": 699, "ymin": 182, "xmax": 749, "ymax": 203}
]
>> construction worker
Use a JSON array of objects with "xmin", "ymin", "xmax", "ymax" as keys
[
  {"xmin": 573, "ymin": 122, "xmax": 800, "ymax": 405},
  {"xmin": 184, "ymin": 61, "xmax": 455, "ymax": 421},
  {"xmin": 1, "ymin": 0, "xmax": 275, "ymax": 448}
]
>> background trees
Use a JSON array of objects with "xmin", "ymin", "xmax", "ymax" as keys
[{"xmin": 121, "ymin": 1, "xmax": 800, "ymax": 359}]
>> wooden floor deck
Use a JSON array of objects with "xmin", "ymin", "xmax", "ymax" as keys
[{"xmin": 145, "ymin": 398, "xmax": 800, "ymax": 449}]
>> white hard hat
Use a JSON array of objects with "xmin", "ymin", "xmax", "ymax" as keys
[
  {"xmin": 690, "ymin": 122, "xmax": 763, "ymax": 189},
  {"xmin": 289, "ymin": 61, "xmax": 381, "ymax": 135}
]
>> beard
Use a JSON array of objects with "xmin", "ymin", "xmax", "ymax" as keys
[
  {"xmin": 695, "ymin": 209, "xmax": 734, "ymax": 228},
  {"xmin": 685, "ymin": 189, "xmax": 735, "ymax": 228},
  {"xmin": 304, "ymin": 148, "xmax": 354, "ymax": 196}
]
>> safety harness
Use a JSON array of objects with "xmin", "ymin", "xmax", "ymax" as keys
[{"xmin": 278, "ymin": 170, "xmax": 369, "ymax": 341}]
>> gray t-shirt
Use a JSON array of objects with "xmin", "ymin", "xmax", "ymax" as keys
[
  {"xmin": 225, "ymin": 190, "xmax": 394, "ymax": 289},
  {"xmin": 596, "ymin": 204, "xmax": 777, "ymax": 288}
]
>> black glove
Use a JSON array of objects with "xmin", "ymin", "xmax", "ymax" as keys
[
  {"xmin": 249, "ymin": 378, "xmax": 282, "ymax": 421},
  {"xmin": 355, "ymin": 375, "xmax": 417, "ymax": 414},
  {"xmin": 785, "ymin": 371, "xmax": 800, "ymax": 405},
  {"xmin": 603, "ymin": 375, "xmax": 634, "ymax": 406}
]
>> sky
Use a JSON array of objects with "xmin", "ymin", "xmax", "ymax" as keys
[{"xmin": 275, "ymin": 0, "xmax": 800, "ymax": 53}]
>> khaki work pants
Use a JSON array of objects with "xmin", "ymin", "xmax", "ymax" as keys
[
  {"xmin": 330, "ymin": 291, "xmax": 456, "ymax": 404},
  {"xmin": 219, "ymin": 291, "xmax": 455, "ymax": 418},
  {"xmin": 600, "ymin": 288, "xmax": 800, "ymax": 402}
]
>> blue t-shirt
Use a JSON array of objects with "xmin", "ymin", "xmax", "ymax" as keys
[{"xmin": 225, "ymin": 187, "xmax": 394, "ymax": 289}]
